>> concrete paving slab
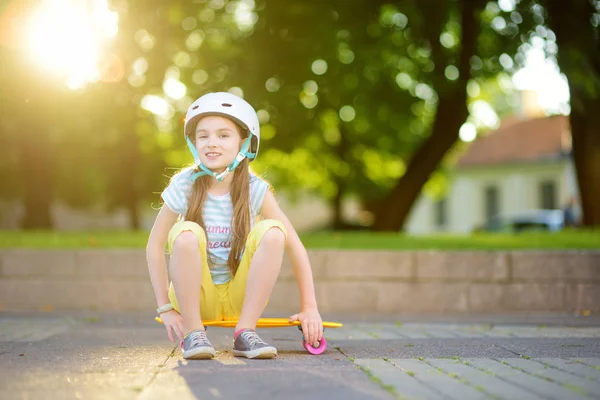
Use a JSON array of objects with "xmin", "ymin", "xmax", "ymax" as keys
[
  {"xmin": 391, "ymin": 330, "xmax": 433, "ymax": 339},
  {"xmin": 338, "ymin": 338, "xmax": 524, "ymax": 359},
  {"xmin": 354, "ymin": 358, "xmax": 441, "ymax": 399},
  {"xmin": 147, "ymin": 367, "xmax": 393, "ymax": 400},
  {"xmin": 426, "ymin": 358, "xmax": 540, "ymax": 400},
  {"xmin": 0, "ymin": 316, "xmax": 76, "ymax": 342},
  {"xmin": 494, "ymin": 338, "xmax": 600, "ymax": 358},
  {"xmin": 466, "ymin": 358, "xmax": 590, "ymax": 400},
  {"xmin": 0, "ymin": 370, "xmax": 152, "ymax": 391},
  {"xmin": 334, "ymin": 336, "xmax": 600, "ymax": 360},
  {"xmin": 0, "ymin": 388, "xmax": 143, "ymax": 400},
  {"xmin": 416, "ymin": 327, "xmax": 463, "ymax": 339},
  {"xmin": 538, "ymin": 358, "xmax": 600, "ymax": 381},
  {"xmin": 573, "ymin": 358, "xmax": 600, "ymax": 368},
  {"xmin": 501, "ymin": 358, "xmax": 600, "ymax": 397},
  {"xmin": 387, "ymin": 358, "xmax": 488, "ymax": 400},
  {"xmin": 357, "ymin": 324, "xmax": 410, "ymax": 340},
  {"xmin": 450, "ymin": 329, "xmax": 487, "ymax": 338}
]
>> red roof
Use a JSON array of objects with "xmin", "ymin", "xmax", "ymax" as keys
[{"xmin": 457, "ymin": 115, "xmax": 571, "ymax": 168}]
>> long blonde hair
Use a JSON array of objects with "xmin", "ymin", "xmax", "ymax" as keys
[{"xmin": 184, "ymin": 119, "xmax": 252, "ymax": 277}]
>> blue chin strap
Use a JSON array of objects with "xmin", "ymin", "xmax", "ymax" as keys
[{"xmin": 187, "ymin": 136, "xmax": 256, "ymax": 182}]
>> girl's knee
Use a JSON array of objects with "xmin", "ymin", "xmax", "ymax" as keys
[
  {"xmin": 255, "ymin": 219, "xmax": 287, "ymax": 236},
  {"xmin": 261, "ymin": 226, "xmax": 286, "ymax": 248},
  {"xmin": 172, "ymin": 230, "xmax": 202, "ymax": 252}
]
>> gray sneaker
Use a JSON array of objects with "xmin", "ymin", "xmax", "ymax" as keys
[
  {"xmin": 233, "ymin": 329, "xmax": 277, "ymax": 359},
  {"xmin": 182, "ymin": 329, "xmax": 216, "ymax": 360}
]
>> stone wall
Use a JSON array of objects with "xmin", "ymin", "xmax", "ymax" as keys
[{"xmin": 0, "ymin": 249, "xmax": 598, "ymax": 314}]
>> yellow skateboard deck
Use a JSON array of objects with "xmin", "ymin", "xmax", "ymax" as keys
[
  {"xmin": 155, "ymin": 317, "xmax": 342, "ymax": 354},
  {"xmin": 155, "ymin": 316, "xmax": 342, "ymax": 329}
]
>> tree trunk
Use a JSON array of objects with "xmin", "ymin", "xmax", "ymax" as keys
[
  {"xmin": 330, "ymin": 121, "xmax": 351, "ymax": 230},
  {"xmin": 122, "ymin": 125, "xmax": 141, "ymax": 230},
  {"xmin": 371, "ymin": 0, "xmax": 484, "ymax": 231},
  {"xmin": 545, "ymin": 0, "xmax": 600, "ymax": 227},
  {"xmin": 18, "ymin": 66, "xmax": 54, "ymax": 230},
  {"xmin": 570, "ymin": 106, "xmax": 600, "ymax": 226},
  {"xmin": 20, "ymin": 119, "xmax": 54, "ymax": 229},
  {"xmin": 105, "ymin": 110, "xmax": 141, "ymax": 230},
  {"xmin": 128, "ymin": 199, "xmax": 140, "ymax": 230},
  {"xmin": 331, "ymin": 181, "xmax": 344, "ymax": 230}
]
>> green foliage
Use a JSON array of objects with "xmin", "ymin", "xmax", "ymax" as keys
[{"xmin": 1, "ymin": 0, "xmax": 598, "ymax": 228}]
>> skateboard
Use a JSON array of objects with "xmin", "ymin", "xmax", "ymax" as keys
[{"xmin": 155, "ymin": 317, "xmax": 342, "ymax": 355}]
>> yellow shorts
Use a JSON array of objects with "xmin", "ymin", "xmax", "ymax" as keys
[{"xmin": 166, "ymin": 219, "xmax": 287, "ymax": 321}]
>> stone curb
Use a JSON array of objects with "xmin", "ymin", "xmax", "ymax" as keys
[{"xmin": 0, "ymin": 249, "xmax": 598, "ymax": 313}]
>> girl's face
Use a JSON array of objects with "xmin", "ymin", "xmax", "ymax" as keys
[{"xmin": 194, "ymin": 115, "xmax": 243, "ymax": 172}]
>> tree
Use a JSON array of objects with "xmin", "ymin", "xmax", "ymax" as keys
[
  {"xmin": 0, "ymin": 50, "xmax": 61, "ymax": 228},
  {"xmin": 198, "ymin": 0, "xmax": 429, "ymax": 229},
  {"xmin": 371, "ymin": 0, "xmax": 487, "ymax": 230},
  {"xmin": 542, "ymin": 0, "xmax": 600, "ymax": 227},
  {"xmin": 161, "ymin": 0, "xmax": 408, "ymax": 229},
  {"xmin": 372, "ymin": 0, "xmax": 600, "ymax": 230}
]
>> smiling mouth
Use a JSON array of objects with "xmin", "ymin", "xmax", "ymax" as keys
[{"xmin": 205, "ymin": 153, "xmax": 221, "ymax": 158}]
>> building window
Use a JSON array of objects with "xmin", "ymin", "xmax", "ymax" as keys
[
  {"xmin": 435, "ymin": 198, "xmax": 447, "ymax": 228},
  {"xmin": 539, "ymin": 181, "xmax": 557, "ymax": 209},
  {"xmin": 484, "ymin": 186, "xmax": 499, "ymax": 222}
]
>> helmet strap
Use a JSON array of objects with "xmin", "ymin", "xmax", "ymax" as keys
[{"xmin": 187, "ymin": 136, "xmax": 255, "ymax": 182}]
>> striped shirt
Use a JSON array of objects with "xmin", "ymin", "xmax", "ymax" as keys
[{"xmin": 161, "ymin": 168, "xmax": 270, "ymax": 284}]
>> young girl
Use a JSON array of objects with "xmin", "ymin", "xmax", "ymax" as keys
[{"xmin": 146, "ymin": 92, "xmax": 323, "ymax": 360}]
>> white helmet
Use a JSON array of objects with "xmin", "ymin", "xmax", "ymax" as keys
[
  {"xmin": 183, "ymin": 92, "xmax": 260, "ymax": 182},
  {"xmin": 184, "ymin": 92, "xmax": 260, "ymax": 156}
]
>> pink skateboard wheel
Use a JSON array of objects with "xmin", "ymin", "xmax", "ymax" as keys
[{"xmin": 303, "ymin": 337, "xmax": 327, "ymax": 355}]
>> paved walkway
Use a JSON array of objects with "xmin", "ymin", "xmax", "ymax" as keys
[{"xmin": 1, "ymin": 313, "xmax": 599, "ymax": 399}]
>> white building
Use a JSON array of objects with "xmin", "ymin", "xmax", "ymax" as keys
[{"xmin": 405, "ymin": 114, "xmax": 579, "ymax": 234}]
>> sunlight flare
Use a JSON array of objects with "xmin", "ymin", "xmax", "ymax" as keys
[{"xmin": 23, "ymin": 0, "xmax": 119, "ymax": 89}]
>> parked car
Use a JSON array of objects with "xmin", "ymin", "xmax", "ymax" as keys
[{"xmin": 479, "ymin": 209, "xmax": 565, "ymax": 233}]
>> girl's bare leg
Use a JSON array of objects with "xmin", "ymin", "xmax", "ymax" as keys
[
  {"xmin": 170, "ymin": 231, "xmax": 204, "ymax": 334},
  {"xmin": 235, "ymin": 228, "xmax": 285, "ymax": 331}
]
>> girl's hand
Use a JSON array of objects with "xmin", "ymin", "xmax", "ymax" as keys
[
  {"xmin": 160, "ymin": 310, "xmax": 184, "ymax": 343},
  {"xmin": 289, "ymin": 309, "xmax": 323, "ymax": 347}
]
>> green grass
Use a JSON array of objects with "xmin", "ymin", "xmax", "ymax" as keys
[
  {"xmin": 563, "ymin": 384, "xmax": 587, "ymax": 395},
  {"xmin": 300, "ymin": 231, "xmax": 600, "ymax": 250},
  {"xmin": 353, "ymin": 363, "xmax": 397, "ymax": 396},
  {"xmin": 0, "ymin": 230, "xmax": 151, "ymax": 249},
  {"xmin": 0, "ymin": 230, "xmax": 598, "ymax": 249}
]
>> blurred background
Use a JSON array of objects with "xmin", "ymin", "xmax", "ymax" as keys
[{"xmin": 0, "ymin": 0, "xmax": 598, "ymax": 235}]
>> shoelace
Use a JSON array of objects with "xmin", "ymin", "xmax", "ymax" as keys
[
  {"xmin": 240, "ymin": 330, "xmax": 267, "ymax": 348},
  {"xmin": 188, "ymin": 330, "xmax": 210, "ymax": 347}
]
